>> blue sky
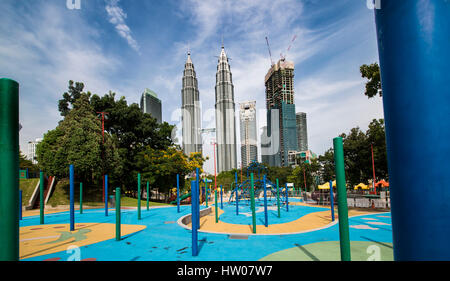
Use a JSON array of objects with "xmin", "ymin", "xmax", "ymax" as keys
[{"xmin": 1, "ymin": 0, "xmax": 384, "ymax": 174}]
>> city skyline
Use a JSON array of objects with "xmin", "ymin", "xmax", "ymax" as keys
[{"xmin": 3, "ymin": 0, "xmax": 384, "ymax": 174}]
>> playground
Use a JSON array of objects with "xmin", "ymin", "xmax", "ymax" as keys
[{"xmin": 16, "ymin": 163, "xmax": 393, "ymax": 261}]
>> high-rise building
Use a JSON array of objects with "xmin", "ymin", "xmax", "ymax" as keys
[
  {"xmin": 263, "ymin": 58, "xmax": 298, "ymax": 167},
  {"xmin": 239, "ymin": 101, "xmax": 258, "ymax": 168},
  {"xmin": 215, "ymin": 45, "xmax": 237, "ymax": 173},
  {"xmin": 181, "ymin": 51, "xmax": 202, "ymax": 156},
  {"xmin": 296, "ymin": 112, "xmax": 308, "ymax": 152},
  {"xmin": 27, "ymin": 138, "xmax": 43, "ymax": 164},
  {"xmin": 140, "ymin": 88, "xmax": 162, "ymax": 124}
]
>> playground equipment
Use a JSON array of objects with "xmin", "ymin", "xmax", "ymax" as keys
[
  {"xmin": 375, "ymin": 0, "xmax": 450, "ymax": 260},
  {"xmin": 354, "ymin": 183, "xmax": 369, "ymax": 190},
  {"xmin": 116, "ymin": 187, "xmax": 121, "ymax": 241},
  {"xmin": 228, "ymin": 162, "xmax": 291, "ymax": 207},
  {"xmin": 69, "ymin": 165, "xmax": 75, "ymax": 231},
  {"xmin": 334, "ymin": 137, "xmax": 351, "ymax": 261}
]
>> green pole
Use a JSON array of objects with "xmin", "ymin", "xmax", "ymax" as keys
[
  {"xmin": 276, "ymin": 178, "xmax": 281, "ymax": 218},
  {"xmin": 40, "ymin": 171, "xmax": 44, "ymax": 224},
  {"xmin": 334, "ymin": 137, "xmax": 351, "ymax": 261},
  {"xmin": 146, "ymin": 181, "xmax": 149, "ymax": 211},
  {"xmin": 115, "ymin": 187, "xmax": 121, "ymax": 241},
  {"xmin": 0, "ymin": 78, "xmax": 19, "ymax": 261},
  {"xmin": 137, "ymin": 173, "xmax": 141, "ymax": 220},
  {"xmin": 80, "ymin": 182, "xmax": 83, "ymax": 214},
  {"xmin": 215, "ymin": 189, "xmax": 218, "ymax": 223},
  {"xmin": 251, "ymin": 173, "xmax": 256, "ymax": 234}
]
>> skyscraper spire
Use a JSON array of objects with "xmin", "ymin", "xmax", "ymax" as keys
[
  {"xmin": 215, "ymin": 45, "xmax": 237, "ymax": 173},
  {"xmin": 181, "ymin": 51, "xmax": 202, "ymax": 156}
]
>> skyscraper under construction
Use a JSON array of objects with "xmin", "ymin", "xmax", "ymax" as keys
[
  {"xmin": 181, "ymin": 51, "xmax": 202, "ymax": 156},
  {"xmin": 215, "ymin": 45, "xmax": 237, "ymax": 173},
  {"xmin": 263, "ymin": 58, "xmax": 298, "ymax": 167}
]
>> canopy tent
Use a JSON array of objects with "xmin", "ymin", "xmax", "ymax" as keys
[
  {"xmin": 375, "ymin": 180, "xmax": 390, "ymax": 187},
  {"xmin": 317, "ymin": 180, "xmax": 336, "ymax": 190},
  {"xmin": 354, "ymin": 183, "xmax": 370, "ymax": 190}
]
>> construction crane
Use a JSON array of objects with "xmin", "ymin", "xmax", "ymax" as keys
[
  {"xmin": 280, "ymin": 34, "xmax": 297, "ymax": 61},
  {"xmin": 265, "ymin": 36, "xmax": 274, "ymax": 67}
]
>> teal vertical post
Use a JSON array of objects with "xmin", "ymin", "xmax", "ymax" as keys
[
  {"xmin": 334, "ymin": 137, "xmax": 351, "ymax": 261},
  {"xmin": 250, "ymin": 173, "xmax": 256, "ymax": 234},
  {"xmin": 115, "ymin": 187, "xmax": 121, "ymax": 241},
  {"xmin": 329, "ymin": 180, "xmax": 335, "ymax": 222},
  {"xmin": 19, "ymin": 190, "xmax": 22, "ymax": 221},
  {"xmin": 215, "ymin": 189, "xmax": 218, "ymax": 223},
  {"xmin": 276, "ymin": 179, "xmax": 281, "ymax": 218},
  {"xmin": 0, "ymin": 78, "xmax": 19, "ymax": 261},
  {"xmin": 146, "ymin": 181, "xmax": 149, "ymax": 211},
  {"xmin": 69, "ymin": 165, "xmax": 75, "ymax": 231},
  {"xmin": 80, "ymin": 182, "xmax": 83, "ymax": 214},
  {"xmin": 220, "ymin": 185, "xmax": 223, "ymax": 209},
  {"xmin": 105, "ymin": 174, "xmax": 108, "ymax": 216},
  {"xmin": 137, "ymin": 173, "xmax": 141, "ymax": 220},
  {"xmin": 40, "ymin": 171, "xmax": 44, "ymax": 224}
]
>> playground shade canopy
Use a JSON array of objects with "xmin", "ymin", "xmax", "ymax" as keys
[
  {"xmin": 375, "ymin": 180, "xmax": 389, "ymax": 187},
  {"xmin": 354, "ymin": 183, "xmax": 369, "ymax": 190},
  {"xmin": 317, "ymin": 180, "xmax": 336, "ymax": 190}
]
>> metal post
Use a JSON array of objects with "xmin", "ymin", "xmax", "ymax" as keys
[
  {"xmin": 263, "ymin": 175, "xmax": 268, "ymax": 227},
  {"xmin": 191, "ymin": 180, "xmax": 198, "ymax": 256},
  {"xmin": 235, "ymin": 172, "xmax": 239, "ymax": 215},
  {"xmin": 334, "ymin": 137, "xmax": 351, "ymax": 261},
  {"xmin": 137, "ymin": 173, "xmax": 141, "ymax": 220},
  {"xmin": 375, "ymin": 0, "xmax": 450, "ymax": 260},
  {"xmin": 220, "ymin": 185, "xmax": 223, "ymax": 209},
  {"xmin": 215, "ymin": 189, "xmax": 218, "ymax": 223},
  {"xmin": 105, "ymin": 174, "xmax": 108, "ymax": 216},
  {"xmin": 0, "ymin": 78, "xmax": 19, "ymax": 261},
  {"xmin": 40, "ymin": 171, "xmax": 44, "ymax": 224},
  {"xmin": 329, "ymin": 180, "xmax": 335, "ymax": 222},
  {"xmin": 250, "ymin": 173, "xmax": 256, "ymax": 234},
  {"xmin": 177, "ymin": 174, "xmax": 180, "ymax": 213},
  {"xmin": 80, "ymin": 182, "xmax": 83, "ymax": 214},
  {"xmin": 19, "ymin": 190, "xmax": 22, "ymax": 221},
  {"xmin": 69, "ymin": 165, "xmax": 75, "ymax": 232},
  {"xmin": 276, "ymin": 179, "xmax": 281, "ymax": 218},
  {"xmin": 205, "ymin": 179, "xmax": 208, "ymax": 207},
  {"xmin": 285, "ymin": 183, "xmax": 289, "ymax": 212},
  {"xmin": 196, "ymin": 168, "xmax": 200, "ymax": 230},
  {"xmin": 146, "ymin": 181, "xmax": 149, "ymax": 211},
  {"xmin": 116, "ymin": 187, "xmax": 121, "ymax": 241}
]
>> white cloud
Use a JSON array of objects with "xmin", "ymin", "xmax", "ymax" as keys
[{"xmin": 105, "ymin": 0, "xmax": 140, "ymax": 53}]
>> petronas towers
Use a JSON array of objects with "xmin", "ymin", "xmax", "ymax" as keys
[
  {"xmin": 181, "ymin": 46, "xmax": 237, "ymax": 173},
  {"xmin": 181, "ymin": 51, "xmax": 202, "ymax": 156}
]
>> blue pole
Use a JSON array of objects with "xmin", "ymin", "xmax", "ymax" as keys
[
  {"xmin": 329, "ymin": 180, "xmax": 335, "ymax": 222},
  {"xmin": 191, "ymin": 180, "xmax": 198, "ymax": 256},
  {"xmin": 177, "ymin": 174, "xmax": 180, "ymax": 213},
  {"xmin": 69, "ymin": 165, "xmax": 74, "ymax": 231},
  {"xmin": 235, "ymin": 172, "xmax": 239, "ymax": 215},
  {"xmin": 196, "ymin": 168, "xmax": 200, "ymax": 230},
  {"xmin": 19, "ymin": 190, "xmax": 22, "ymax": 221},
  {"xmin": 263, "ymin": 175, "xmax": 268, "ymax": 227},
  {"xmin": 105, "ymin": 174, "xmax": 108, "ymax": 216},
  {"xmin": 375, "ymin": 0, "xmax": 450, "ymax": 261}
]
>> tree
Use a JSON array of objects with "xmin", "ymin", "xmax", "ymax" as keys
[
  {"xmin": 360, "ymin": 63, "xmax": 382, "ymax": 98},
  {"xmin": 288, "ymin": 159, "xmax": 320, "ymax": 192},
  {"xmin": 37, "ymin": 93, "xmax": 121, "ymax": 185},
  {"xmin": 318, "ymin": 148, "xmax": 335, "ymax": 183},
  {"xmin": 58, "ymin": 80, "xmax": 86, "ymax": 117}
]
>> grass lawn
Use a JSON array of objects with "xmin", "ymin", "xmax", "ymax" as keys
[
  {"xmin": 20, "ymin": 178, "xmax": 40, "ymax": 206},
  {"xmin": 120, "ymin": 196, "xmax": 171, "ymax": 207}
]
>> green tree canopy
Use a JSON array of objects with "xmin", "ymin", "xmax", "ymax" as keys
[{"xmin": 360, "ymin": 63, "xmax": 382, "ymax": 98}]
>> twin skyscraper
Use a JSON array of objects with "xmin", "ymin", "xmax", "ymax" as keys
[{"xmin": 181, "ymin": 45, "xmax": 238, "ymax": 174}]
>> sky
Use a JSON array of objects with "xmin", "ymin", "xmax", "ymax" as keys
[{"xmin": 0, "ymin": 0, "xmax": 384, "ymax": 174}]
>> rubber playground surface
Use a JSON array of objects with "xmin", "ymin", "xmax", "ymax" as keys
[{"xmin": 20, "ymin": 199, "xmax": 393, "ymax": 261}]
